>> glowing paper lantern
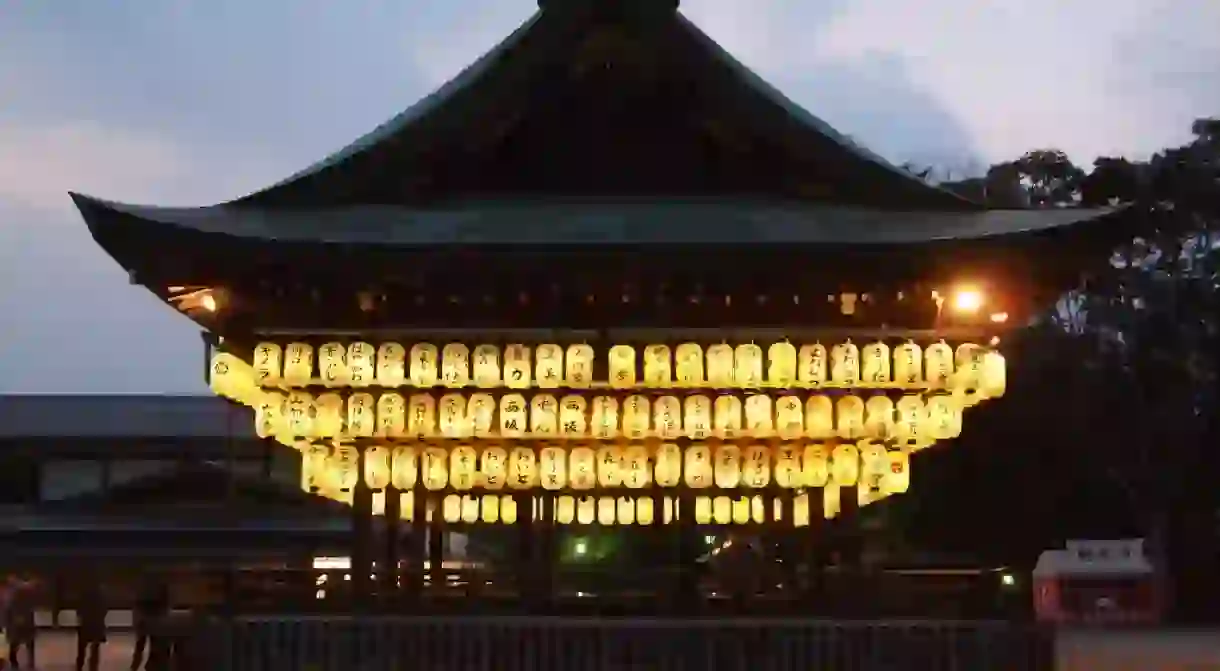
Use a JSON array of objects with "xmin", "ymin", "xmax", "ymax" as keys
[
  {"xmin": 508, "ymin": 447, "xmax": 537, "ymax": 489},
  {"xmin": 793, "ymin": 492, "xmax": 811, "ymax": 527},
  {"xmin": 499, "ymin": 394, "xmax": 527, "ymax": 438},
  {"xmin": 450, "ymin": 445, "xmax": 478, "ymax": 490},
  {"xmin": 539, "ymin": 446, "xmax": 566, "ymax": 490},
  {"xmin": 472, "ymin": 344, "xmax": 500, "ymax": 388},
  {"xmin": 503, "ymin": 344, "xmax": 531, "ymax": 389},
  {"xmin": 644, "ymin": 344, "xmax": 672, "ymax": 387},
  {"xmin": 859, "ymin": 441, "xmax": 888, "ymax": 479},
  {"xmin": 776, "ymin": 395, "xmax": 804, "ymax": 439},
  {"xmin": 461, "ymin": 495, "xmax": 480, "ymax": 523},
  {"xmin": 319, "ymin": 343, "xmax": 349, "ymax": 387},
  {"xmin": 563, "ymin": 497, "xmax": 582, "ymax": 524},
  {"xmin": 480, "ymin": 446, "xmax": 507, "ymax": 490},
  {"xmin": 830, "ymin": 342, "xmax": 860, "ymax": 386},
  {"xmin": 799, "ymin": 344, "xmax": 828, "ymax": 386},
  {"xmin": 803, "ymin": 444, "xmax": 830, "ymax": 487},
  {"xmin": 364, "ymin": 445, "xmax": 391, "ymax": 489},
  {"xmin": 622, "ymin": 395, "xmax": 650, "ymax": 440},
  {"xmin": 569, "ymin": 446, "xmax": 596, "ymax": 489},
  {"xmin": 654, "ymin": 443, "xmax": 681, "ymax": 487},
  {"xmin": 953, "ymin": 343, "xmax": 984, "ymax": 391},
  {"xmin": 622, "ymin": 446, "xmax": 649, "ymax": 488},
  {"xmin": 334, "ymin": 445, "xmax": 360, "ymax": 491},
  {"xmin": 407, "ymin": 394, "xmax": 436, "ymax": 437},
  {"xmin": 804, "ymin": 395, "xmax": 834, "ymax": 439},
  {"xmin": 535, "ymin": 344, "xmax": 563, "ymax": 389},
  {"xmin": 501, "ymin": 496, "xmax": 518, "ymax": 524},
  {"xmin": 467, "ymin": 393, "xmax": 495, "ymax": 437},
  {"xmin": 443, "ymin": 496, "xmax": 461, "ymax": 523},
  {"xmin": 706, "ymin": 344, "xmax": 734, "ymax": 387},
  {"xmin": 390, "ymin": 446, "xmax": 417, "ymax": 489},
  {"xmin": 744, "ymin": 394, "xmax": 774, "ymax": 436},
  {"xmin": 255, "ymin": 392, "xmax": 285, "ymax": 439},
  {"xmin": 981, "ymin": 350, "xmax": 1007, "ymax": 398},
  {"xmin": 713, "ymin": 496, "xmax": 732, "ymax": 524},
  {"xmin": 439, "ymin": 393, "xmax": 468, "ymax": 438},
  {"xmin": 695, "ymin": 497, "xmax": 713, "ymax": 524},
  {"xmin": 530, "ymin": 394, "xmax": 559, "ymax": 436},
  {"xmin": 314, "ymin": 393, "xmax": 344, "ymax": 437},
  {"xmin": 608, "ymin": 345, "xmax": 636, "ymax": 388},
  {"xmin": 409, "ymin": 344, "xmax": 439, "ymax": 387},
  {"xmin": 375, "ymin": 393, "xmax": 405, "ymax": 438},
  {"xmin": 742, "ymin": 445, "xmax": 770, "ymax": 488},
  {"xmin": 734, "ymin": 343, "xmax": 764, "ymax": 388},
  {"xmin": 376, "ymin": 342, "xmax": 407, "ymax": 387},
  {"xmin": 774, "ymin": 445, "xmax": 800, "ymax": 488},
  {"xmin": 836, "ymin": 395, "xmax": 865, "ymax": 440},
  {"xmin": 675, "ymin": 343, "xmax": 704, "ymax": 386},
  {"xmin": 565, "ymin": 344, "xmax": 594, "ymax": 388},
  {"xmin": 590, "ymin": 396, "xmax": 619, "ymax": 439},
  {"xmin": 597, "ymin": 446, "xmax": 623, "ymax": 487},
  {"xmin": 894, "ymin": 395, "xmax": 927, "ymax": 445},
  {"xmin": 893, "ymin": 342, "xmax": 922, "ymax": 388},
  {"xmin": 303, "ymin": 443, "xmax": 329, "ymax": 492},
  {"xmin": 283, "ymin": 343, "xmax": 313, "ymax": 386},
  {"xmin": 714, "ymin": 445, "xmax": 742, "ymax": 488},
  {"xmin": 684, "ymin": 395, "xmax": 712, "ymax": 440},
  {"xmin": 767, "ymin": 341, "xmax": 798, "ymax": 387},
  {"xmin": 861, "ymin": 341, "xmax": 890, "ymax": 384},
  {"xmin": 684, "ymin": 444, "xmax": 713, "ymax": 488},
  {"xmin": 347, "ymin": 393, "xmax": 375, "ymax": 437},
  {"xmin": 253, "ymin": 342, "xmax": 283, "ymax": 386},
  {"xmin": 347, "ymin": 342, "xmax": 375, "ymax": 387},
  {"xmin": 830, "ymin": 443, "xmax": 859, "ymax": 486},
  {"xmin": 654, "ymin": 395, "xmax": 682, "ymax": 439},
  {"xmin": 732, "ymin": 497, "xmax": 753, "ymax": 524},
  {"xmin": 713, "ymin": 395, "xmax": 743, "ymax": 438},
  {"xmin": 924, "ymin": 341, "xmax": 954, "ymax": 389},
  {"xmin": 636, "ymin": 498, "xmax": 655, "ymax": 525},
  {"xmin": 926, "ymin": 394, "xmax": 963, "ymax": 439},
  {"xmin": 598, "ymin": 497, "xmax": 616, "ymax": 525},
  {"xmin": 864, "ymin": 395, "xmax": 895, "ymax": 440},
  {"xmin": 284, "ymin": 391, "xmax": 314, "ymax": 437},
  {"xmin": 617, "ymin": 497, "xmax": 635, "ymax": 524},
  {"xmin": 422, "ymin": 448, "xmax": 448, "ymax": 490},
  {"xmin": 559, "ymin": 395, "xmax": 587, "ymax": 438},
  {"xmin": 441, "ymin": 343, "xmax": 471, "ymax": 388},
  {"xmin": 883, "ymin": 451, "xmax": 910, "ymax": 495},
  {"xmin": 481, "ymin": 495, "xmax": 500, "ymax": 523}
]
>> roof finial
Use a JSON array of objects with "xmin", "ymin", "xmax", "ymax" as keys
[{"xmin": 538, "ymin": 0, "xmax": 680, "ymax": 13}]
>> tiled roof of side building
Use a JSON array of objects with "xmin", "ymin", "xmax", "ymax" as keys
[{"xmin": 0, "ymin": 394, "xmax": 254, "ymax": 438}]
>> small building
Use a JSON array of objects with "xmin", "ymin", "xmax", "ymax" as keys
[{"xmin": 1033, "ymin": 539, "xmax": 1161, "ymax": 624}]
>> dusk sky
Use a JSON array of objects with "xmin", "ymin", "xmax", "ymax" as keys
[{"xmin": 1, "ymin": 0, "xmax": 1217, "ymax": 394}]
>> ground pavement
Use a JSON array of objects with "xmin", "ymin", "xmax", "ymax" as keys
[{"xmin": 8, "ymin": 631, "xmax": 135, "ymax": 671}]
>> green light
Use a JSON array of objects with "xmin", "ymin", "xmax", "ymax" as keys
[
  {"xmin": 574, "ymin": 539, "xmax": 588, "ymax": 557},
  {"xmin": 1001, "ymin": 573, "xmax": 1015, "ymax": 587}
]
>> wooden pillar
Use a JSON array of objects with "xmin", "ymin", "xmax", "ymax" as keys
[
  {"xmin": 538, "ymin": 493, "xmax": 556, "ymax": 609},
  {"xmin": 351, "ymin": 446, "xmax": 374, "ymax": 610},
  {"xmin": 802, "ymin": 492, "xmax": 827, "ymax": 607},
  {"xmin": 404, "ymin": 488, "xmax": 426, "ymax": 603},
  {"xmin": 514, "ymin": 490, "xmax": 535, "ymax": 606},
  {"xmin": 427, "ymin": 500, "xmax": 445, "ymax": 595},
  {"xmin": 676, "ymin": 488, "xmax": 698, "ymax": 612},
  {"xmin": 381, "ymin": 484, "xmax": 401, "ymax": 606}
]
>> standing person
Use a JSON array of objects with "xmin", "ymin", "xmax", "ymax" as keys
[
  {"xmin": 75, "ymin": 581, "xmax": 108, "ymax": 671},
  {"xmin": 130, "ymin": 579, "xmax": 169, "ymax": 671},
  {"xmin": 4, "ymin": 577, "xmax": 36, "ymax": 671}
]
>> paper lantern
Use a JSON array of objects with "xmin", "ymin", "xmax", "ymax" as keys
[
  {"xmin": 407, "ymin": 394, "xmax": 436, "ymax": 437},
  {"xmin": 654, "ymin": 443, "xmax": 682, "ymax": 487},
  {"xmin": 539, "ymin": 446, "xmax": 566, "ymax": 490},
  {"xmin": 530, "ymin": 394, "xmax": 559, "ymax": 436},
  {"xmin": 508, "ymin": 447, "xmax": 536, "ymax": 489},
  {"xmin": 636, "ymin": 498, "xmax": 655, "ymax": 525},
  {"xmin": 622, "ymin": 395, "xmax": 650, "ymax": 440},
  {"xmin": 713, "ymin": 496, "xmax": 732, "ymax": 524},
  {"xmin": 622, "ymin": 445, "xmax": 649, "ymax": 488},
  {"xmin": 684, "ymin": 444, "xmax": 713, "ymax": 488},
  {"xmin": 617, "ymin": 497, "xmax": 635, "ymax": 524},
  {"xmin": 374, "ymin": 393, "xmax": 404, "ymax": 438},
  {"xmin": 535, "ymin": 344, "xmax": 563, "ymax": 389},
  {"xmin": 480, "ymin": 446, "xmax": 507, "ymax": 489},
  {"xmin": 364, "ymin": 445, "xmax": 391, "ymax": 489},
  {"xmin": 675, "ymin": 343, "xmax": 704, "ymax": 386},
  {"xmin": 954, "ymin": 343, "xmax": 985, "ymax": 396},
  {"xmin": 734, "ymin": 343, "xmax": 764, "ymax": 388},
  {"xmin": 883, "ymin": 451, "xmax": 910, "ymax": 495},
  {"xmin": 391, "ymin": 446, "xmax": 417, "ymax": 489},
  {"xmin": 836, "ymin": 395, "xmax": 865, "ymax": 439},
  {"xmin": 713, "ymin": 395, "xmax": 743, "ymax": 438},
  {"xmin": 409, "ymin": 343, "xmax": 439, "ymax": 387},
  {"xmin": 500, "ymin": 495, "xmax": 518, "ymax": 524},
  {"xmin": 441, "ymin": 343, "xmax": 471, "ymax": 388},
  {"xmin": 598, "ymin": 497, "xmax": 617, "ymax": 525},
  {"xmin": 314, "ymin": 393, "xmax": 344, "ymax": 437},
  {"xmin": 502, "ymin": 344, "xmax": 531, "ymax": 388},
  {"xmin": 334, "ymin": 445, "xmax": 360, "ymax": 491},
  {"xmin": 799, "ymin": 344, "xmax": 828, "ymax": 386},
  {"xmin": 255, "ymin": 392, "xmax": 285, "ymax": 438},
  {"xmin": 558, "ymin": 395, "xmax": 587, "ymax": 438},
  {"xmin": 893, "ymin": 342, "xmax": 922, "ymax": 387},
  {"xmin": 644, "ymin": 344, "xmax": 672, "ymax": 387},
  {"xmin": 481, "ymin": 495, "xmax": 501, "ymax": 523},
  {"xmin": 471, "ymin": 344, "xmax": 501, "ymax": 388},
  {"xmin": 803, "ymin": 444, "xmax": 830, "ymax": 487},
  {"xmin": 830, "ymin": 342, "xmax": 860, "ymax": 386},
  {"xmin": 467, "ymin": 393, "xmax": 495, "ymax": 437},
  {"xmin": 439, "ymin": 393, "xmax": 468, "ymax": 438},
  {"xmin": 864, "ymin": 395, "xmax": 895, "ymax": 439},
  {"xmin": 981, "ymin": 350, "xmax": 1007, "ymax": 398},
  {"xmin": 654, "ymin": 395, "xmax": 682, "ymax": 439},
  {"xmin": 565, "ymin": 344, "xmax": 594, "ymax": 388},
  {"xmin": 569, "ymin": 446, "xmax": 596, "ymax": 489},
  {"xmin": 282, "ymin": 391, "xmax": 313, "ymax": 437},
  {"xmin": 376, "ymin": 342, "xmax": 406, "ymax": 387},
  {"xmin": 695, "ymin": 497, "xmax": 713, "ymax": 524},
  {"xmin": 319, "ymin": 343, "xmax": 349, "ymax": 387},
  {"xmin": 742, "ymin": 445, "xmax": 770, "ymax": 488},
  {"xmin": 449, "ymin": 445, "xmax": 478, "ymax": 490},
  {"xmin": 804, "ymin": 395, "xmax": 834, "ymax": 438},
  {"xmin": 443, "ymin": 495, "xmax": 461, "ymax": 523},
  {"xmin": 861, "ymin": 341, "xmax": 891, "ymax": 384},
  {"xmin": 706, "ymin": 344, "xmax": 735, "ymax": 387},
  {"xmin": 563, "ymin": 496, "xmax": 583, "ymax": 524},
  {"xmin": 210, "ymin": 353, "xmax": 258, "ymax": 404},
  {"xmin": 499, "ymin": 394, "xmax": 527, "ymax": 438},
  {"xmin": 683, "ymin": 395, "xmax": 712, "ymax": 440},
  {"xmin": 422, "ymin": 448, "xmax": 448, "ymax": 490},
  {"xmin": 926, "ymin": 394, "xmax": 963, "ymax": 439},
  {"xmin": 590, "ymin": 396, "xmax": 619, "ymax": 439},
  {"xmin": 253, "ymin": 342, "xmax": 283, "ymax": 386},
  {"xmin": 774, "ymin": 445, "xmax": 800, "ymax": 488},
  {"xmin": 793, "ymin": 492, "xmax": 811, "ymax": 527},
  {"xmin": 283, "ymin": 343, "xmax": 313, "ymax": 386},
  {"xmin": 713, "ymin": 444, "xmax": 742, "ymax": 488},
  {"xmin": 461, "ymin": 495, "xmax": 480, "ymax": 524},
  {"xmin": 776, "ymin": 395, "xmax": 804, "ymax": 439},
  {"xmin": 608, "ymin": 344, "xmax": 637, "ymax": 388},
  {"xmin": 859, "ymin": 441, "xmax": 888, "ymax": 479},
  {"xmin": 924, "ymin": 341, "xmax": 954, "ymax": 389},
  {"xmin": 744, "ymin": 394, "xmax": 774, "ymax": 436},
  {"xmin": 347, "ymin": 393, "xmax": 375, "ymax": 437},
  {"xmin": 597, "ymin": 446, "xmax": 623, "ymax": 487},
  {"xmin": 830, "ymin": 443, "xmax": 859, "ymax": 486},
  {"xmin": 347, "ymin": 342, "xmax": 375, "ymax": 387},
  {"xmin": 894, "ymin": 395, "xmax": 927, "ymax": 445},
  {"xmin": 732, "ymin": 497, "xmax": 752, "ymax": 524},
  {"xmin": 303, "ymin": 443, "xmax": 329, "ymax": 493},
  {"xmin": 767, "ymin": 342, "xmax": 798, "ymax": 387}
]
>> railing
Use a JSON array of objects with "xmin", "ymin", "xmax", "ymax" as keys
[{"xmin": 193, "ymin": 616, "xmax": 1054, "ymax": 671}]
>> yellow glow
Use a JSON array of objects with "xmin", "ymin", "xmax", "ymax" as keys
[
  {"xmin": 952, "ymin": 288, "xmax": 984, "ymax": 313},
  {"xmin": 200, "ymin": 293, "xmax": 217, "ymax": 312},
  {"xmin": 990, "ymin": 312, "xmax": 1009, "ymax": 323}
]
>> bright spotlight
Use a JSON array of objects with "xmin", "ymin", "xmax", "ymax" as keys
[
  {"xmin": 201, "ymin": 293, "xmax": 218, "ymax": 312},
  {"xmin": 952, "ymin": 288, "xmax": 983, "ymax": 313}
]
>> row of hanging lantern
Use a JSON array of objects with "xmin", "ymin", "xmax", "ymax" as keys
[
  {"xmin": 247, "ymin": 340, "xmax": 1005, "ymax": 392},
  {"xmin": 300, "ymin": 441, "xmax": 909, "ymax": 493},
  {"xmin": 253, "ymin": 390, "xmax": 966, "ymax": 443}
]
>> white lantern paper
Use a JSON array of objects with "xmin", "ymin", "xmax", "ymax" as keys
[
  {"xmin": 253, "ymin": 342, "xmax": 283, "ymax": 385},
  {"xmin": 530, "ymin": 394, "xmax": 559, "ymax": 436},
  {"xmin": 830, "ymin": 443, "xmax": 859, "ymax": 486},
  {"xmin": 364, "ymin": 445, "xmax": 391, "ymax": 489},
  {"xmin": 569, "ymin": 446, "xmax": 596, "ymax": 489},
  {"xmin": 954, "ymin": 343, "xmax": 985, "ymax": 394},
  {"xmin": 644, "ymin": 344, "xmax": 672, "ymax": 387},
  {"xmin": 883, "ymin": 451, "xmax": 910, "ymax": 494},
  {"xmin": 836, "ymin": 395, "xmax": 865, "ymax": 439},
  {"xmin": 655, "ymin": 444, "xmax": 682, "ymax": 487},
  {"xmin": 776, "ymin": 395, "xmax": 804, "ymax": 439},
  {"xmin": 654, "ymin": 395, "xmax": 682, "ymax": 439},
  {"xmin": 861, "ymin": 341, "xmax": 890, "ymax": 384},
  {"xmin": 597, "ymin": 446, "xmax": 623, "ymax": 487},
  {"xmin": 622, "ymin": 395, "xmax": 650, "ymax": 439},
  {"xmin": 467, "ymin": 393, "xmax": 495, "ymax": 437},
  {"xmin": 675, "ymin": 343, "xmax": 704, "ymax": 386},
  {"xmin": 981, "ymin": 350, "xmax": 1007, "ymax": 398},
  {"xmin": 539, "ymin": 446, "xmax": 566, "ymax": 490},
  {"xmin": 503, "ymin": 344, "xmax": 531, "ymax": 389},
  {"xmin": 302, "ymin": 443, "xmax": 328, "ymax": 492},
  {"xmin": 894, "ymin": 395, "xmax": 927, "ymax": 445},
  {"xmin": 734, "ymin": 343, "xmax": 764, "ymax": 388},
  {"xmin": 314, "ymin": 393, "xmax": 344, "ymax": 438},
  {"xmin": 924, "ymin": 341, "xmax": 954, "ymax": 389},
  {"xmin": 713, "ymin": 395, "xmax": 743, "ymax": 438},
  {"xmin": 598, "ymin": 497, "xmax": 616, "ymax": 525},
  {"xmin": 864, "ymin": 395, "xmax": 895, "ymax": 439},
  {"xmin": 480, "ymin": 446, "xmax": 507, "ymax": 489},
  {"xmin": 684, "ymin": 444, "xmax": 713, "ymax": 488},
  {"xmin": 481, "ymin": 495, "xmax": 500, "ymax": 523},
  {"xmin": 285, "ymin": 391, "xmax": 314, "ymax": 437},
  {"xmin": 255, "ymin": 392, "xmax": 284, "ymax": 438},
  {"xmin": 706, "ymin": 344, "xmax": 734, "ymax": 387},
  {"xmin": 409, "ymin": 343, "xmax": 439, "ymax": 387},
  {"xmin": 742, "ymin": 445, "xmax": 770, "ymax": 488},
  {"xmin": 391, "ymin": 446, "xmax": 417, "ymax": 489},
  {"xmin": 803, "ymin": 444, "xmax": 830, "ymax": 487},
  {"xmin": 714, "ymin": 445, "xmax": 741, "ymax": 488},
  {"xmin": 347, "ymin": 342, "xmax": 375, "ymax": 387},
  {"xmin": 439, "ymin": 393, "xmax": 468, "ymax": 438},
  {"xmin": 407, "ymin": 394, "xmax": 436, "ymax": 437},
  {"xmin": 637, "ymin": 498, "xmax": 655, "ymax": 525},
  {"xmin": 744, "ymin": 394, "xmax": 774, "ymax": 436},
  {"xmin": 859, "ymin": 442, "xmax": 888, "ymax": 479},
  {"xmin": 830, "ymin": 342, "xmax": 860, "ymax": 386},
  {"xmin": 333, "ymin": 445, "xmax": 360, "ymax": 492},
  {"xmin": 622, "ymin": 446, "xmax": 649, "ymax": 488},
  {"xmin": 799, "ymin": 344, "xmax": 828, "ymax": 387},
  {"xmin": 376, "ymin": 342, "xmax": 407, "ymax": 387},
  {"xmin": 893, "ymin": 342, "xmax": 922, "ymax": 387},
  {"xmin": 559, "ymin": 395, "xmax": 587, "ymax": 438},
  {"xmin": 422, "ymin": 448, "xmax": 448, "ymax": 490},
  {"xmin": 565, "ymin": 344, "xmax": 594, "ymax": 388},
  {"xmin": 768, "ymin": 342, "xmax": 798, "ymax": 386},
  {"xmin": 319, "ymin": 343, "xmax": 349, "ymax": 387},
  {"xmin": 499, "ymin": 394, "xmax": 527, "ymax": 438},
  {"xmin": 617, "ymin": 497, "xmax": 635, "ymax": 524},
  {"xmin": 441, "ymin": 343, "xmax": 471, "ymax": 388},
  {"xmin": 608, "ymin": 345, "xmax": 636, "ymax": 388},
  {"xmin": 713, "ymin": 496, "xmax": 732, "ymax": 524},
  {"xmin": 347, "ymin": 393, "xmax": 375, "ymax": 437},
  {"xmin": 450, "ymin": 445, "xmax": 477, "ymax": 490},
  {"xmin": 508, "ymin": 447, "xmax": 537, "ymax": 489},
  {"xmin": 472, "ymin": 344, "xmax": 501, "ymax": 388},
  {"xmin": 590, "ymin": 396, "xmax": 619, "ymax": 439},
  {"xmin": 535, "ymin": 344, "xmax": 563, "ymax": 389},
  {"xmin": 824, "ymin": 485, "xmax": 841, "ymax": 520},
  {"xmin": 683, "ymin": 395, "xmax": 712, "ymax": 440},
  {"xmin": 926, "ymin": 394, "xmax": 963, "ymax": 439},
  {"xmin": 774, "ymin": 445, "xmax": 800, "ymax": 488},
  {"xmin": 283, "ymin": 343, "xmax": 313, "ymax": 386}
]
